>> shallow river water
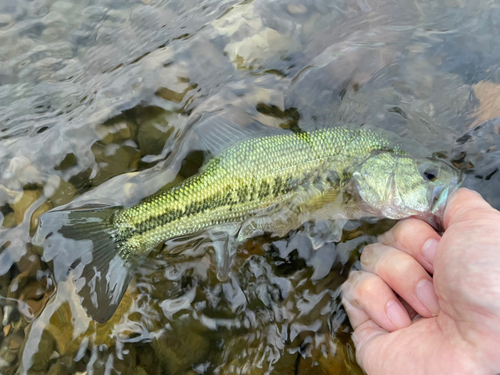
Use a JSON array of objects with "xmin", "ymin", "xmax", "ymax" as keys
[{"xmin": 0, "ymin": 0, "xmax": 500, "ymax": 374}]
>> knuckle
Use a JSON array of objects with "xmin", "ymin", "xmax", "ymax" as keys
[
  {"xmin": 348, "ymin": 270, "xmax": 365, "ymax": 282},
  {"xmin": 361, "ymin": 243, "xmax": 393, "ymax": 272},
  {"xmin": 341, "ymin": 271, "xmax": 363, "ymax": 296},
  {"xmin": 355, "ymin": 275, "xmax": 383, "ymax": 299},
  {"xmin": 395, "ymin": 219, "xmax": 431, "ymax": 242},
  {"xmin": 388, "ymin": 253, "xmax": 415, "ymax": 275},
  {"xmin": 360, "ymin": 245, "xmax": 375, "ymax": 265}
]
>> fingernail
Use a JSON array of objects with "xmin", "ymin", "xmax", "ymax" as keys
[
  {"xmin": 416, "ymin": 280, "xmax": 440, "ymax": 316},
  {"xmin": 378, "ymin": 230, "xmax": 394, "ymax": 245},
  {"xmin": 386, "ymin": 300, "xmax": 409, "ymax": 329},
  {"xmin": 422, "ymin": 238, "xmax": 438, "ymax": 264}
]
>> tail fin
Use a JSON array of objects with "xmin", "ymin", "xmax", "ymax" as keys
[{"xmin": 35, "ymin": 206, "xmax": 144, "ymax": 323}]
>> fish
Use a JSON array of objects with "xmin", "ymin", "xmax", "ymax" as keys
[{"xmin": 34, "ymin": 116, "xmax": 460, "ymax": 323}]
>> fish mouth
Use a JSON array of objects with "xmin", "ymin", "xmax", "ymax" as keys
[{"xmin": 424, "ymin": 173, "xmax": 462, "ymax": 230}]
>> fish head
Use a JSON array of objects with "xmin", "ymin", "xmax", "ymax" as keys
[{"xmin": 351, "ymin": 152, "xmax": 460, "ymax": 228}]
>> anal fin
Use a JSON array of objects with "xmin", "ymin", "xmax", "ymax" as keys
[{"xmin": 207, "ymin": 224, "xmax": 241, "ymax": 281}]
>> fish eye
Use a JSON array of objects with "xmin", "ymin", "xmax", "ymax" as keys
[
  {"xmin": 422, "ymin": 167, "xmax": 438, "ymax": 182},
  {"xmin": 418, "ymin": 160, "xmax": 440, "ymax": 182}
]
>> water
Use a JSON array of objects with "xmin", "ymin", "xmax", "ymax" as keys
[{"xmin": 0, "ymin": 0, "xmax": 499, "ymax": 373}]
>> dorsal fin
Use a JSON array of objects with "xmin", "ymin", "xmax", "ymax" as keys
[{"xmin": 192, "ymin": 115, "xmax": 289, "ymax": 156}]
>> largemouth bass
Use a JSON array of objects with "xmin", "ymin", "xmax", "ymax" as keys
[{"xmin": 35, "ymin": 117, "xmax": 460, "ymax": 322}]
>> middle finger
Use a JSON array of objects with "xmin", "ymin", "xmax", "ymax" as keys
[
  {"xmin": 378, "ymin": 218, "xmax": 440, "ymax": 274},
  {"xmin": 360, "ymin": 243, "xmax": 440, "ymax": 318}
]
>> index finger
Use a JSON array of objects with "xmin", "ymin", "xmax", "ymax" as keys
[
  {"xmin": 378, "ymin": 218, "xmax": 439, "ymax": 273},
  {"xmin": 443, "ymin": 188, "xmax": 499, "ymax": 230}
]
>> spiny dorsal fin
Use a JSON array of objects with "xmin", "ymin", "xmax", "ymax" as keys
[{"xmin": 192, "ymin": 115, "xmax": 289, "ymax": 156}]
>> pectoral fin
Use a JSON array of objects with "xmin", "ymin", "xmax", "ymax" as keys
[
  {"xmin": 299, "ymin": 190, "xmax": 340, "ymax": 212},
  {"xmin": 305, "ymin": 219, "xmax": 346, "ymax": 250}
]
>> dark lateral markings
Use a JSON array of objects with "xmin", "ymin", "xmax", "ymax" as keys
[{"xmin": 122, "ymin": 172, "xmax": 316, "ymax": 240}]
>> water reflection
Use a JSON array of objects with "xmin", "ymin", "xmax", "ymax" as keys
[{"xmin": 0, "ymin": 0, "xmax": 499, "ymax": 373}]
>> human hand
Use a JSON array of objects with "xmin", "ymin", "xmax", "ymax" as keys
[{"xmin": 341, "ymin": 188, "xmax": 500, "ymax": 374}]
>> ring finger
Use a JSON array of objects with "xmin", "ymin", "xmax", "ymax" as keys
[{"xmin": 342, "ymin": 271, "xmax": 412, "ymax": 332}]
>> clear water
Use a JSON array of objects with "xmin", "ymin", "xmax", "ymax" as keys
[{"xmin": 0, "ymin": 0, "xmax": 499, "ymax": 373}]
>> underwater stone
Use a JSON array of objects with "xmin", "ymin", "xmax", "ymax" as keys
[
  {"xmin": 227, "ymin": 27, "xmax": 301, "ymax": 70},
  {"xmin": 0, "ymin": 333, "xmax": 23, "ymax": 368},
  {"xmin": 10, "ymin": 190, "xmax": 41, "ymax": 225},
  {"xmin": 47, "ymin": 178, "xmax": 77, "ymax": 207},
  {"xmin": 287, "ymin": 4, "xmax": 308, "ymax": 14},
  {"xmin": 0, "ymin": 14, "xmax": 13, "ymax": 29},
  {"xmin": 137, "ymin": 112, "xmax": 175, "ymax": 156},
  {"xmin": 152, "ymin": 328, "xmax": 210, "ymax": 375},
  {"xmin": 27, "ymin": 330, "xmax": 56, "ymax": 372},
  {"xmin": 95, "ymin": 116, "xmax": 138, "ymax": 144},
  {"xmin": 91, "ymin": 143, "xmax": 140, "ymax": 186}
]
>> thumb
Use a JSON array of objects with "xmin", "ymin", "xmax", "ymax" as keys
[{"xmin": 443, "ymin": 188, "xmax": 499, "ymax": 230}]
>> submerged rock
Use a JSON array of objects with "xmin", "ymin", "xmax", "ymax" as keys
[
  {"xmin": 137, "ymin": 109, "xmax": 176, "ymax": 157},
  {"xmin": 151, "ymin": 327, "xmax": 210, "ymax": 375}
]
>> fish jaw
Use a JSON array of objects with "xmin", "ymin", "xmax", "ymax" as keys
[{"xmin": 419, "ymin": 174, "xmax": 462, "ymax": 230}]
